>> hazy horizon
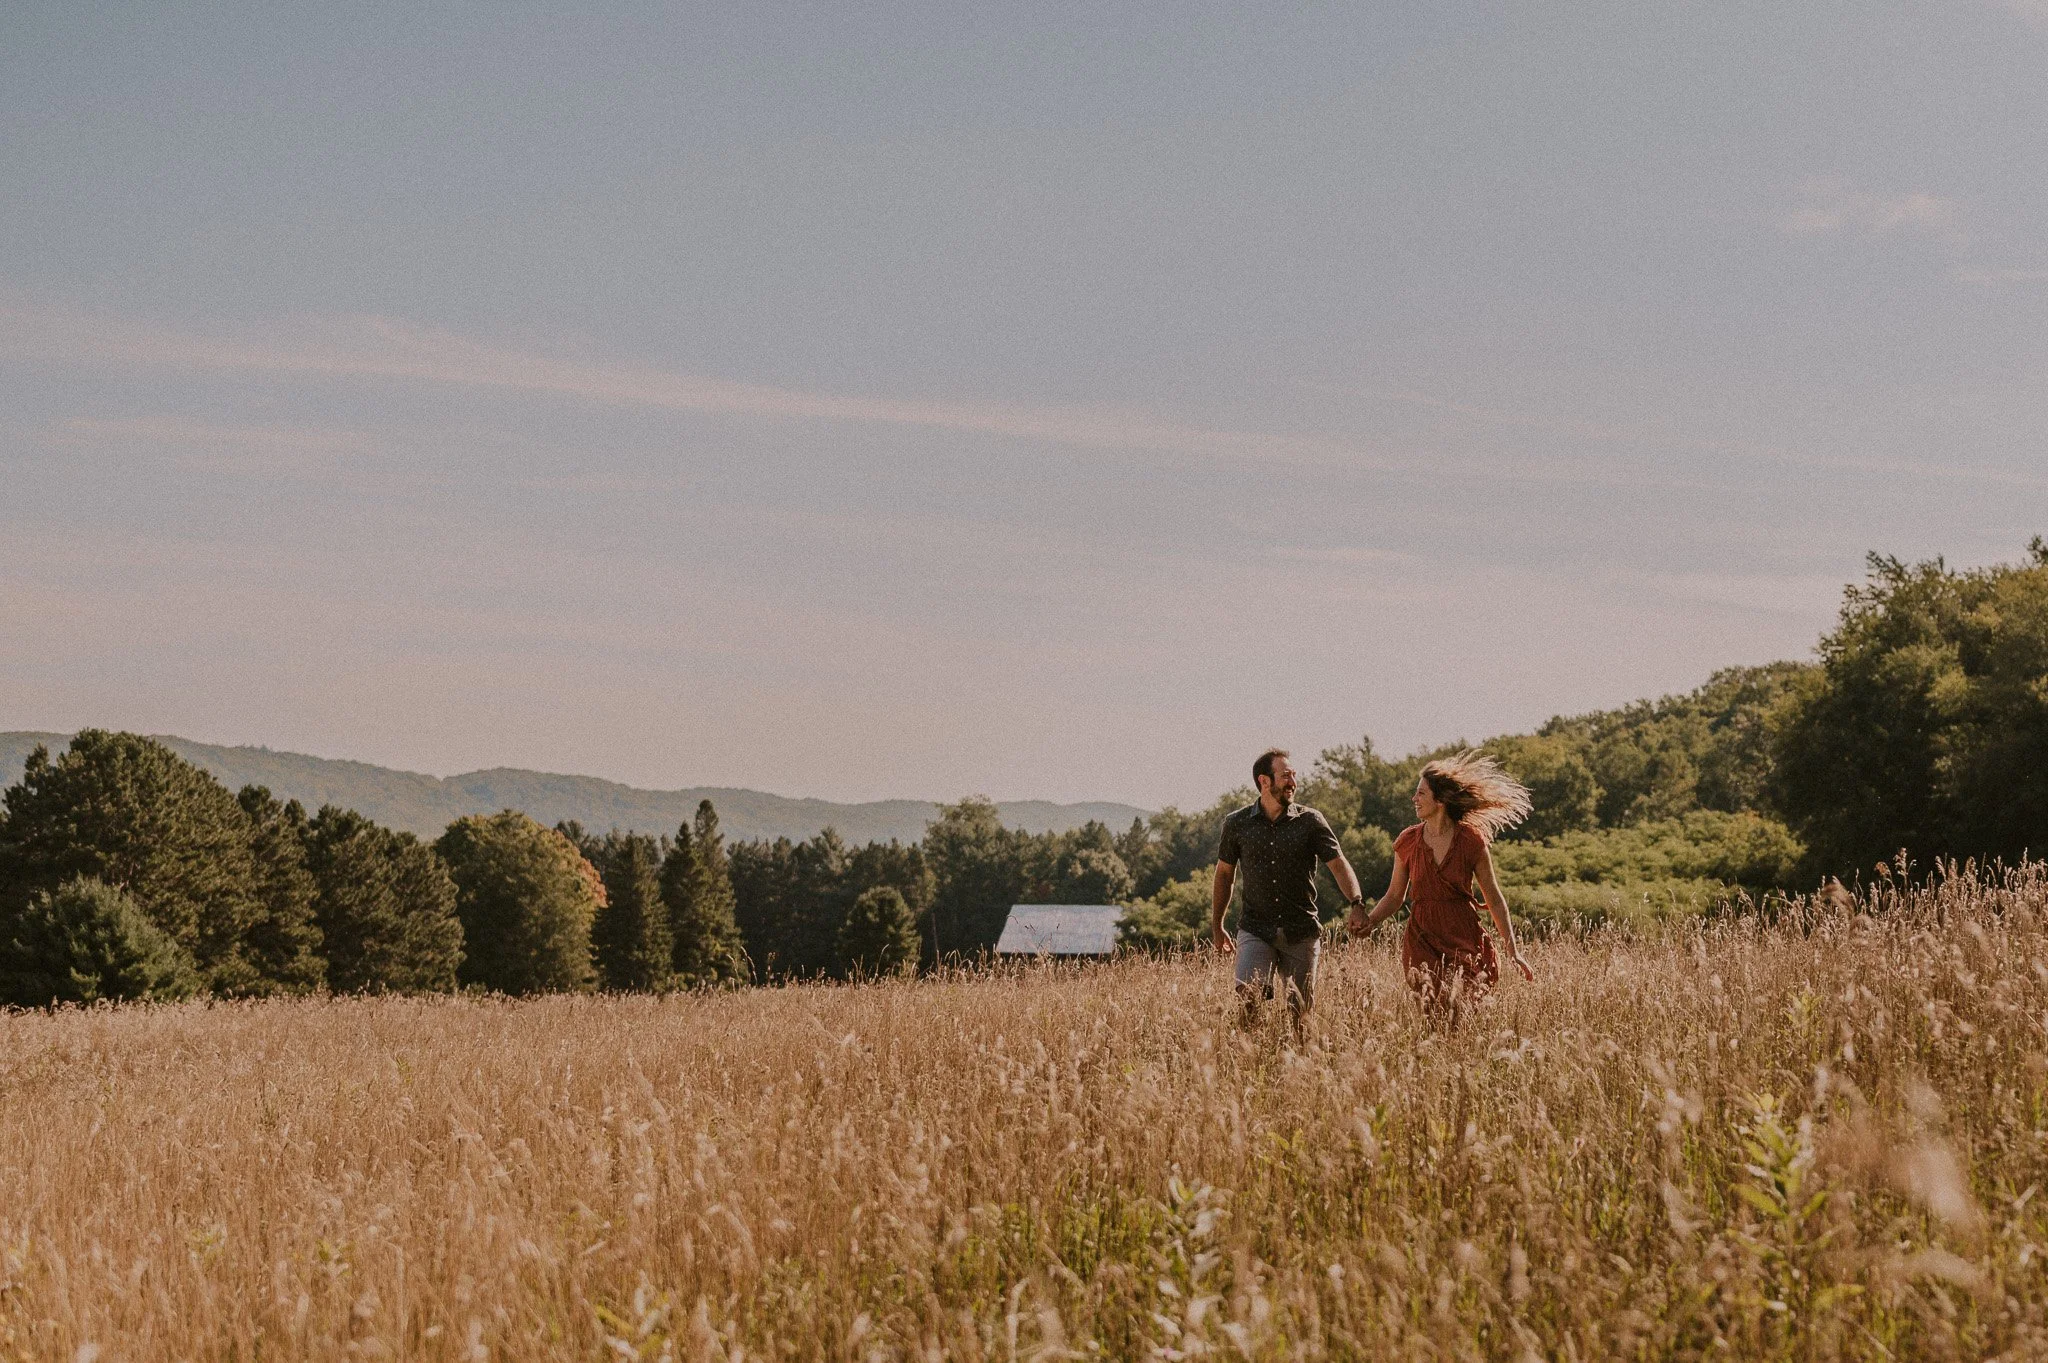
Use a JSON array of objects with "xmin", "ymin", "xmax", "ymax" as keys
[{"xmin": 6, "ymin": 2, "xmax": 2044, "ymax": 807}]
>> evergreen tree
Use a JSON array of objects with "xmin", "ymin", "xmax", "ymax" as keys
[
  {"xmin": 834, "ymin": 886, "xmax": 920, "ymax": 979},
  {"xmin": 922, "ymin": 797, "xmax": 1029, "ymax": 960},
  {"xmin": 842, "ymin": 839, "xmax": 935, "ymax": 962},
  {"xmin": 1121, "ymin": 795, "xmax": 1247, "ymax": 900},
  {"xmin": 435, "ymin": 812, "xmax": 598, "ymax": 995},
  {"xmin": 236, "ymin": 787, "xmax": 327, "ymax": 994},
  {"xmin": 586, "ymin": 830, "xmax": 674, "ymax": 992},
  {"xmin": 662, "ymin": 801, "xmax": 747, "ymax": 986},
  {"xmin": 304, "ymin": 807, "xmax": 463, "ymax": 993},
  {"xmin": 0, "ymin": 877, "xmax": 201, "ymax": 1006},
  {"xmin": 0, "ymin": 731, "xmax": 267, "ymax": 993}
]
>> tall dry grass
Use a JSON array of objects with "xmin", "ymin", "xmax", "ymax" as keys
[{"xmin": 4, "ymin": 865, "xmax": 2048, "ymax": 1361}]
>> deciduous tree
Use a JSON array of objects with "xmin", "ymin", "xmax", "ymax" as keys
[{"xmin": 436, "ymin": 812, "xmax": 598, "ymax": 995}]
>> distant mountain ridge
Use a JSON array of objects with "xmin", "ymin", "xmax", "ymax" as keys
[{"xmin": 0, "ymin": 733, "xmax": 1150, "ymax": 844}]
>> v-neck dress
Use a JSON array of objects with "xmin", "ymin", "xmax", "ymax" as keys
[{"xmin": 1393, "ymin": 821, "xmax": 1499, "ymax": 999}]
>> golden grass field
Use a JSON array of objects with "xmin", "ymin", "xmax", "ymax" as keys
[{"xmin": 5, "ymin": 867, "xmax": 2048, "ymax": 1362}]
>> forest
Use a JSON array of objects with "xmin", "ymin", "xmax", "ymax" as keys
[{"xmin": 1, "ymin": 540, "xmax": 2042, "ymax": 1005}]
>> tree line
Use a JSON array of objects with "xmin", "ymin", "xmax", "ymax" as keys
[
  {"xmin": 0, "ymin": 731, "xmax": 749, "ymax": 1006},
  {"xmin": 2, "ymin": 540, "xmax": 2042, "ymax": 1003}
]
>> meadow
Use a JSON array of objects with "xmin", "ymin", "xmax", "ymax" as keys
[{"xmin": 3, "ymin": 866, "xmax": 2047, "ymax": 1361}]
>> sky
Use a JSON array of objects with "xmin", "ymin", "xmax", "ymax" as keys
[{"xmin": 3, "ymin": 1, "xmax": 2045, "ymax": 809}]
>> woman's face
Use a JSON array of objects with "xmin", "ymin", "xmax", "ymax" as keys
[{"xmin": 1412, "ymin": 776, "xmax": 1440, "ymax": 820}]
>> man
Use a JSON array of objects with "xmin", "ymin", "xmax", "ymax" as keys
[{"xmin": 1212, "ymin": 748, "xmax": 1366, "ymax": 1029}]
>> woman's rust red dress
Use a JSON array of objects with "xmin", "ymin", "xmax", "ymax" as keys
[{"xmin": 1394, "ymin": 821, "xmax": 1499, "ymax": 1002}]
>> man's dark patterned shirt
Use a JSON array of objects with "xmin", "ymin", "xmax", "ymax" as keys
[{"xmin": 1217, "ymin": 801, "xmax": 1342, "ymax": 942}]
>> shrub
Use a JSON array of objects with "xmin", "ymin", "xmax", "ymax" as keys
[
  {"xmin": 834, "ymin": 886, "xmax": 920, "ymax": 979},
  {"xmin": 1118, "ymin": 871, "xmax": 1212, "ymax": 951},
  {"xmin": 0, "ymin": 877, "xmax": 200, "ymax": 1006}
]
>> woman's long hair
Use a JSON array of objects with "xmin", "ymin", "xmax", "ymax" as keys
[{"xmin": 1420, "ymin": 750, "xmax": 1532, "ymax": 841}]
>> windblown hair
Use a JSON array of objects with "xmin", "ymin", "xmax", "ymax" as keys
[{"xmin": 1420, "ymin": 750, "xmax": 1532, "ymax": 841}]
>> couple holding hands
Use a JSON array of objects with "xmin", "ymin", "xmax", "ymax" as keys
[{"xmin": 1211, "ymin": 747, "xmax": 1534, "ymax": 1027}]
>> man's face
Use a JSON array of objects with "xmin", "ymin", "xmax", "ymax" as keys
[{"xmin": 1262, "ymin": 755, "xmax": 1297, "ymax": 803}]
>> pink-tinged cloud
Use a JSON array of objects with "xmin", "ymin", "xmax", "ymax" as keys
[
  {"xmin": 1, "ymin": 306, "xmax": 1406, "ymax": 471},
  {"xmin": 1781, "ymin": 177, "xmax": 1967, "ymax": 246}
]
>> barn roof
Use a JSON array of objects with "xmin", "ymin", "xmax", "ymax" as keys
[{"xmin": 994, "ymin": 904, "xmax": 1122, "ymax": 957}]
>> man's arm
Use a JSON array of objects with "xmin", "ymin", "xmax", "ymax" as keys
[
  {"xmin": 1326, "ymin": 854, "xmax": 1363, "ymax": 905},
  {"xmin": 1210, "ymin": 862, "xmax": 1236, "ymax": 952}
]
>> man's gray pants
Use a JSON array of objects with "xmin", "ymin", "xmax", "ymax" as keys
[{"xmin": 1234, "ymin": 928, "xmax": 1320, "ymax": 1011}]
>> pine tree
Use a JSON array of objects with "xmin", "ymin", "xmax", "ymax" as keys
[
  {"xmin": 0, "ymin": 732, "xmax": 268, "ymax": 993},
  {"xmin": 661, "ymin": 800, "xmax": 747, "ymax": 987},
  {"xmin": 588, "ymin": 831, "xmax": 674, "ymax": 992},
  {"xmin": 436, "ymin": 812, "xmax": 598, "ymax": 995},
  {"xmin": 237, "ymin": 787, "xmax": 327, "ymax": 994},
  {"xmin": 304, "ymin": 807, "xmax": 463, "ymax": 993},
  {"xmin": 923, "ymin": 797, "xmax": 1029, "ymax": 960},
  {"xmin": 0, "ymin": 877, "xmax": 201, "ymax": 1006}
]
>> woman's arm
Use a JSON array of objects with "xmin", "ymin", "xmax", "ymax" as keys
[
  {"xmin": 1474, "ymin": 844, "xmax": 1534, "ymax": 981},
  {"xmin": 1351, "ymin": 856, "xmax": 1408, "ymax": 936}
]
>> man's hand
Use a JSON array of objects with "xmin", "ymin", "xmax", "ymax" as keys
[
  {"xmin": 1345, "ymin": 905, "xmax": 1368, "ymax": 937},
  {"xmin": 1211, "ymin": 923, "xmax": 1235, "ymax": 953}
]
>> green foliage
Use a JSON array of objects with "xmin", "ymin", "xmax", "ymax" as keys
[
  {"xmin": 0, "ymin": 731, "xmax": 272, "ymax": 993},
  {"xmin": 730, "ymin": 829, "xmax": 853, "ymax": 980},
  {"xmin": 1776, "ymin": 542, "xmax": 2048, "ymax": 875},
  {"xmin": 303, "ymin": 807, "xmax": 463, "ymax": 993},
  {"xmin": 1482, "ymin": 734, "xmax": 1598, "ymax": 841},
  {"xmin": 1030, "ymin": 821, "xmax": 1135, "ymax": 904},
  {"xmin": 1491, "ymin": 811, "xmax": 1804, "ymax": 929},
  {"xmin": 1116, "ymin": 871, "xmax": 1213, "ymax": 951},
  {"xmin": 1120, "ymin": 794, "xmax": 1245, "ymax": 900},
  {"xmin": 0, "ymin": 876, "xmax": 201, "ymax": 1006},
  {"xmin": 1492, "ymin": 811, "xmax": 1804, "ymax": 890},
  {"xmin": 843, "ymin": 838, "xmax": 935, "ymax": 923},
  {"xmin": 435, "ymin": 812, "xmax": 598, "ymax": 995},
  {"xmin": 728, "ymin": 823, "xmax": 933, "ymax": 981},
  {"xmin": 236, "ymin": 786, "xmax": 327, "ymax": 994},
  {"xmin": 1537, "ymin": 662, "xmax": 1813, "ymax": 828},
  {"xmin": 923, "ymin": 797, "xmax": 1030, "ymax": 960},
  {"xmin": 1301, "ymin": 740, "xmax": 1421, "ymax": 842},
  {"xmin": 576, "ymin": 829, "xmax": 675, "ymax": 992},
  {"xmin": 660, "ymin": 802, "xmax": 749, "ymax": 988},
  {"xmin": 1341, "ymin": 824, "xmax": 1395, "ymax": 899},
  {"xmin": 834, "ymin": 886, "xmax": 920, "ymax": 979}
]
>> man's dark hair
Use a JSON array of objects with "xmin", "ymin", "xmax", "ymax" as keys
[{"xmin": 1252, "ymin": 748, "xmax": 1290, "ymax": 791}]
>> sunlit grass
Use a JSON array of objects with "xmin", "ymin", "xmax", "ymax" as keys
[{"xmin": 3, "ymin": 865, "xmax": 2046, "ymax": 1359}]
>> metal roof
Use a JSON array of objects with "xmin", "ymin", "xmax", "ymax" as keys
[{"xmin": 994, "ymin": 904, "xmax": 1123, "ymax": 957}]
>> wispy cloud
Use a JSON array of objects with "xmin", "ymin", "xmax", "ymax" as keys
[
  {"xmin": 0, "ymin": 306, "xmax": 1410, "ymax": 473},
  {"xmin": 1781, "ymin": 176, "xmax": 1967, "ymax": 246},
  {"xmin": 46, "ymin": 415, "xmax": 384, "ymax": 476}
]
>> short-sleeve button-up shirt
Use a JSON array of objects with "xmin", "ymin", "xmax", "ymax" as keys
[{"xmin": 1217, "ymin": 800, "xmax": 1342, "ymax": 942}]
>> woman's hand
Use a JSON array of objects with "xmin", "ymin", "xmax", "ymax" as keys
[{"xmin": 1509, "ymin": 952, "xmax": 1535, "ymax": 983}]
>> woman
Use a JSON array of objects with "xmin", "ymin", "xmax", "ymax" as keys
[{"xmin": 1350, "ymin": 750, "xmax": 1534, "ymax": 1017}]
